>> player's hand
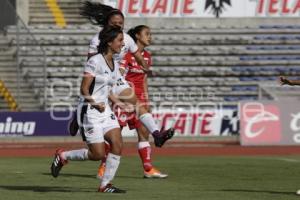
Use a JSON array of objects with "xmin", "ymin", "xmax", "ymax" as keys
[
  {"xmin": 139, "ymin": 66, "xmax": 153, "ymax": 76},
  {"xmin": 146, "ymin": 69, "xmax": 154, "ymax": 77},
  {"xmin": 92, "ymin": 102, "xmax": 105, "ymax": 113},
  {"xmin": 279, "ymin": 76, "xmax": 291, "ymax": 85}
]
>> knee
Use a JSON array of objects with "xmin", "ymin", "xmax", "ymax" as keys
[
  {"xmin": 88, "ymin": 151, "xmax": 105, "ymax": 161},
  {"xmin": 111, "ymin": 140, "xmax": 123, "ymax": 155}
]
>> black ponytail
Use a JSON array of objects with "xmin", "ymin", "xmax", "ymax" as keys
[
  {"xmin": 80, "ymin": 1, "xmax": 124, "ymax": 27},
  {"xmin": 127, "ymin": 25, "xmax": 149, "ymax": 42}
]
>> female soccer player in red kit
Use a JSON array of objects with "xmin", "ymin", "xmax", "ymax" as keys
[{"xmin": 97, "ymin": 25, "xmax": 168, "ymax": 179}]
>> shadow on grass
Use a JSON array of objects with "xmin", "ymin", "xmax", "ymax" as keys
[
  {"xmin": 42, "ymin": 173, "xmax": 141, "ymax": 180},
  {"xmin": 42, "ymin": 172, "xmax": 95, "ymax": 179},
  {"xmin": 0, "ymin": 185, "xmax": 94, "ymax": 193},
  {"xmin": 221, "ymin": 189, "xmax": 297, "ymax": 196}
]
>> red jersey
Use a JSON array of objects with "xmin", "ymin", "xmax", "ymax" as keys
[{"xmin": 120, "ymin": 50, "xmax": 151, "ymax": 100}]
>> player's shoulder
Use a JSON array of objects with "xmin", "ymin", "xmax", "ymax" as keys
[
  {"xmin": 87, "ymin": 54, "xmax": 103, "ymax": 65},
  {"xmin": 90, "ymin": 32, "xmax": 100, "ymax": 43},
  {"xmin": 124, "ymin": 51, "xmax": 133, "ymax": 59},
  {"xmin": 124, "ymin": 32, "xmax": 134, "ymax": 42}
]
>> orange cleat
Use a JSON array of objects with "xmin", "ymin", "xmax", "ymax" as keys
[
  {"xmin": 96, "ymin": 163, "xmax": 106, "ymax": 180},
  {"xmin": 144, "ymin": 167, "xmax": 168, "ymax": 178}
]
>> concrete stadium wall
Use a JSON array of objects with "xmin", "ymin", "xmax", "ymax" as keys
[
  {"xmin": 125, "ymin": 18, "xmax": 300, "ymax": 29},
  {"xmin": 16, "ymin": 0, "xmax": 29, "ymax": 25}
]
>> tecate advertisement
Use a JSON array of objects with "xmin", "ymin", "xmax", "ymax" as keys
[
  {"xmin": 104, "ymin": 0, "xmax": 300, "ymax": 18},
  {"xmin": 240, "ymin": 101, "xmax": 300, "ymax": 146}
]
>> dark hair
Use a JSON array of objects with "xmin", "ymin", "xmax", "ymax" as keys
[
  {"xmin": 127, "ymin": 25, "xmax": 150, "ymax": 42},
  {"xmin": 80, "ymin": 1, "xmax": 124, "ymax": 27},
  {"xmin": 98, "ymin": 26, "xmax": 123, "ymax": 54}
]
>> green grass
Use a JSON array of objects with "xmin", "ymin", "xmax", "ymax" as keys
[{"xmin": 0, "ymin": 156, "xmax": 300, "ymax": 200}]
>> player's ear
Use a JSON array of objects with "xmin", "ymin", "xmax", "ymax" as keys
[{"xmin": 108, "ymin": 41, "xmax": 112, "ymax": 47}]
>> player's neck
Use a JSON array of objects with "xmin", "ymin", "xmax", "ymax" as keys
[
  {"xmin": 137, "ymin": 42, "xmax": 145, "ymax": 52},
  {"xmin": 102, "ymin": 53, "xmax": 114, "ymax": 70}
]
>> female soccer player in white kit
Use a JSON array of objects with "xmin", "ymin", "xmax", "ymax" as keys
[
  {"xmin": 51, "ymin": 26, "xmax": 126, "ymax": 193},
  {"xmin": 69, "ymin": 1, "xmax": 175, "ymax": 148}
]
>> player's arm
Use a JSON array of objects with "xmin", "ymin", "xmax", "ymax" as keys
[
  {"xmin": 87, "ymin": 33, "xmax": 99, "ymax": 60},
  {"xmin": 133, "ymin": 50, "xmax": 151, "ymax": 73},
  {"xmin": 109, "ymin": 92, "xmax": 123, "ymax": 105},
  {"xmin": 87, "ymin": 53, "xmax": 97, "ymax": 60},
  {"xmin": 280, "ymin": 76, "xmax": 300, "ymax": 86},
  {"xmin": 127, "ymin": 35, "xmax": 151, "ymax": 75},
  {"xmin": 109, "ymin": 92, "xmax": 134, "ymax": 112},
  {"xmin": 80, "ymin": 73, "xmax": 105, "ymax": 112},
  {"xmin": 119, "ymin": 54, "xmax": 129, "ymax": 76}
]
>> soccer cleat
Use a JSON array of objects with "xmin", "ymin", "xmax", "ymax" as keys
[
  {"xmin": 98, "ymin": 184, "xmax": 126, "ymax": 193},
  {"xmin": 96, "ymin": 163, "xmax": 106, "ymax": 180},
  {"xmin": 144, "ymin": 167, "xmax": 168, "ymax": 179},
  {"xmin": 153, "ymin": 127, "xmax": 175, "ymax": 148},
  {"xmin": 68, "ymin": 112, "xmax": 79, "ymax": 136},
  {"xmin": 50, "ymin": 148, "xmax": 68, "ymax": 178}
]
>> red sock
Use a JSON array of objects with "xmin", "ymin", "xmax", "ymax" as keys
[
  {"xmin": 138, "ymin": 145, "xmax": 153, "ymax": 172},
  {"xmin": 101, "ymin": 141, "xmax": 111, "ymax": 164}
]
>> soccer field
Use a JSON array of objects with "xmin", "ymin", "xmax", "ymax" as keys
[{"xmin": 0, "ymin": 156, "xmax": 300, "ymax": 200}]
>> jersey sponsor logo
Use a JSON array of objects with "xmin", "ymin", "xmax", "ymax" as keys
[
  {"xmin": 0, "ymin": 117, "xmax": 36, "ymax": 135},
  {"xmin": 241, "ymin": 102, "xmax": 281, "ymax": 144},
  {"xmin": 129, "ymin": 68, "xmax": 144, "ymax": 74},
  {"xmin": 116, "ymin": 78, "xmax": 125, "ymax": 86},
  {"xmin": 111, "ymin": 114, "xmax": 116, "ymax": 120}
]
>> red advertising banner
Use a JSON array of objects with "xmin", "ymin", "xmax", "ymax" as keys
[{"xmin": 240, "ymin": 101, "xmax": 300, "ymax": 146}]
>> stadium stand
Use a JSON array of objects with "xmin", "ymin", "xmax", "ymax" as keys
[{"xmin": 1, "ymin": 0, "xmax": 300, "ymax": 111}]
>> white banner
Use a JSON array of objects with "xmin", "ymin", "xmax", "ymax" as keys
[
  {"xmin": 121, "ymin": 109, "xmax": 239, "ymax": 137},
  {"xmin": 104, "ymin": 0, "xmax": 300, "ymax": 18}
]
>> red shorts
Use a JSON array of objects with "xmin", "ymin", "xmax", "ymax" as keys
[
  {"xmin": 113, "ymin": 88, "xmax": 149, "ymax": 130},
  {"xmin": 115, "ymin": 108, "xmax": 141, "ymax": 130}
]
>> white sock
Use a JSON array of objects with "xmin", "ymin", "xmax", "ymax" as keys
[
  {"xmin": 139, "ymin": 113, "xmax": 159, "ymax": 134},
  {"xmin": 100, "ymin": 153, "xmax": 121, "ymax": 188},
  {"xmin": 62, "ymin": 149, "xmax": 89, "ymax": 161}
]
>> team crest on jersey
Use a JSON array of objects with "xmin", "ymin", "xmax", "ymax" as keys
[
  {"xmin": 104, "ymin": 71, "xmax": 109, "ymax": 74},
  {"xmin": 205, "ymin": 0, "xmax": 231, "ymax": 18},
  {"xmin": 119, "ymin": 114, "xmax": 127, "ymax": 123}
]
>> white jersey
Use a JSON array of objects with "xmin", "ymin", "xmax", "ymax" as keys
[
  {"xmin": 88, "ymin": 31, "xmax": 138, "ymax": 63},
  {"xmin": 82, "ymin": 53, "xmax": 123, "ymax": 117}
]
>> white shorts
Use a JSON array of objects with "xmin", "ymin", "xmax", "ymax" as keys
[
  {"xmin": 80, "ymin": 104, "xmax": 120, "ymax": 144},
  {"xmin": 112, "ymin": 77, "xmax": 131, "ymax": 96}
]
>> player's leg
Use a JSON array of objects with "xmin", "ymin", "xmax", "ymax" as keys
[
  {"xmin": 98, "ymin": 117, "xmax": 125, "ymax": 193},
  {"xmin": 135, "ymin": 122, "xmax": 168, "ymax": 178},
  {"xmin": 51, "ymin": 114, "xmax": 106, "ymax": 178},
  {"xmin": 97, "ymin": 106, "xmax": 128, "ymax": 179},
  {"xmin": 96, "ymin": 141, "xmax": 110, "ymax": 179},
  {"xmin": 50, "ymin": 143, "xmax": 105, "ymax": 178},
  {"xmin": 115, "ymin": 87, "xmax": 174, "ymax": 147}
]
